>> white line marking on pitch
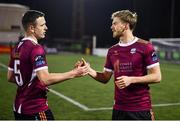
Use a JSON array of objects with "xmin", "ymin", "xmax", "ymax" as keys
[
  {"xmin": 0, "ymin": 62, "xmax": 8, "ymax": 69},
  {"xmin": 1, "ymin": 62, "xmax": 180, "ymax": 111},
  {"xmin": 153, "ymin": 103, "xmax": 180, "ymax": 107},
  {"xmin": 49, "ymin": 88, "xmax": 180, "ymax": 111},
  {"xmin": 49, "ymin": 89, "xmax": 89, "ymax": 111}
]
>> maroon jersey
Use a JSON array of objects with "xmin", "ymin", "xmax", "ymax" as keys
[
  {"xmin": 8, "ymin": 37, "xmax": 49, "ymax": 114},
  {"xmin": 104, "ymin": 37, "xmax": 159, "ymax": 111}
]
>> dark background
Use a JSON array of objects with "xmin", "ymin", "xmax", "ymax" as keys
[{"xmin": 0, "ymin": 0, "xmax": 179, "ymax": 47}]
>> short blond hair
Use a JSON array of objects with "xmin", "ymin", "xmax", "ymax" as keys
[{"xmin": 111, "ymin": 10, "xmax": 137, "ymax": 30}]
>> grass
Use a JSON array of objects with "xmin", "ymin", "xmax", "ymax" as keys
[{"xmin": 0, "ymin": 53, "xmax": 180, "ymax": 120}]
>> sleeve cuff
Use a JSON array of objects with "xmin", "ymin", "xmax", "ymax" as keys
[
  {"xmin": 104, "ymin": 67, "xmax": 113, "ymax": 72},
  {"xmin": 147, "ymin": 62, "xmax": 159, "ymax": 69},
  {"xmin": 8, "ymin": 67, "xmax": 14, "ymax": 71},
  {"xmin": 34, "ymin": 66, "xmax": 48, "ymax": 72}
]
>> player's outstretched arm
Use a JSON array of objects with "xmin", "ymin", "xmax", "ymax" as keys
[
  {"xmin": 88, "ymin": 65, "xmax": 112, "ymax": 84},
  {"xmin": 36, "ymin": 65, "xmax": 88, "ymax": 86}
]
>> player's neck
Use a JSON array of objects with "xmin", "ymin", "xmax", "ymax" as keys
[
  {"xmin": 24, "ymin": 33, "xmax": 38, "ymax": 44},
  {"xmin": 119, "ymin": 32, "xmax": 134, "ymax": 44}
]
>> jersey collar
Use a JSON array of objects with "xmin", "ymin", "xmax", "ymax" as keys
[
  {"xmin": 118, "ymin": 37, "xmax": 138, "ymax": 47},
  {"xmin": 22, "ymin": 37, "xmax": 38, "ymax": 44}
]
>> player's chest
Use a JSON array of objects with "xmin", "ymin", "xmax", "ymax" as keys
[{"xmin": 109, "ymin": 47, "xmax": 144, "ymax": 65}]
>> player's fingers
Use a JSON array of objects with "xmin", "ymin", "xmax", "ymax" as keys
[
  {"xmin": 116, "ymin": 82, "xmax": 125, "ymax": 88},
  {"xmin": 81, "ymin": 58, "xmax": 86, "ymax": 64},
  {"xmin": 78, "ymin": 65, "xmax": 88, "ymax": 73},
  {"xmin": 116, "ymin": 82, "xmax": 125, "ymax": 87},
  {"xmin": 115, "ymin": 79, "xmax": 124, "ymax": 84},
  {"xmin": 82, "ymin": 71, "xmax": 88, "ymax": 76},
  {"xmin": 119, "ymin": 86, "xmax": 125, "ymax": 89},
  {"xmin": 115, "ymin": 82, "xmax": 125, "ymax": 87},
  {"xmin": 116, "ymin": 83, "xmax": 125, "ymax": 89},
  {"xmin": 75, "ymin": 61, "xmax": 80, "ymax": 65},
  {"xmin": 116, "ymin": 76, "xmax": 123, "ymax": 80},
  {"xmin": 74, "ymin": 62, "xmax": 81, "ymax": 68},
  {"xmin": 86, "ymin": 62, "xmax": 90, "ymax": 66},
  {"xmin": 77, "ymin": 61, "xmax": 84, "ymax": 67}
]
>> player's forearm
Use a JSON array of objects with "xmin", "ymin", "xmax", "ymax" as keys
[
  {"xmin": 40, "ymin": 70, "xmax": 76, "ymax": 86},
  {"xmin": 88, "ymin": 68, "xmax": 109, "ymax": 84},
  {"xmin": 38, "ymin": 65, "xmax": 88, "ymax": 86},
  {"xmin": 131, "ymin": 73, "xmax": 161, "ymax": 84}
]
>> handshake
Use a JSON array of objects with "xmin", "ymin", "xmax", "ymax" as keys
[
  {"xmin": 72, "ymin": 58, "xmax": 91, "ymax": 77},
  {"xmin": 74, "ymin": 58, "xmax": 87, "ymax": 68}
]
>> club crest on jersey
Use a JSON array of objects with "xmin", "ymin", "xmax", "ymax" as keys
[
  {"xmin": 34, "ymin": 55, "xmax": 45, "ymax": 66},
  {"xmin": 130, "ymin": 48, "xmax": 136, "ymax": 54}
]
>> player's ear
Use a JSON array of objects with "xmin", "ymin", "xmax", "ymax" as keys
[
  {"xmin": 124, "ymin": 23, "xmax": 129, "ymax": 30},
  {"xmin": 29, "ymin": 24, "xmax": 35, "ymax": 33}
]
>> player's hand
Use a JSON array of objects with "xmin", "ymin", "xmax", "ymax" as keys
[
  {"xmin": 115, "ymin": 76, "xmax": 132, "ymax": 89},
  {"xmin": 73, "ymin": 58, "xmax": 89, "ymax": 77},
  {"xmin": 74, "ymin": 59, "xmax": 95, "ymax": 78},
  {"xmin": 73, "ymin": 64, "xmax": 89, "ymax": 77},
  {"xmin": 74, "ymin": 58, "xmax": 86, "ymax": 68}
]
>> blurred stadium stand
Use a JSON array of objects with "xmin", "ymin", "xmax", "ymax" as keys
[
  {"xmin": 151, "ymin": 38, "xmax": 180, "ymax": 63},
  {"xmin": 0, "ymin": 3, "xmax": 29, "ymax": 53}
]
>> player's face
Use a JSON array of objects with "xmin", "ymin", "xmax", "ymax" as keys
[
  {"xmin": 111, "ymin": 17, "xmax": 126, "ymax": 39},
  {"xmin": 33, "ymin": 17, "xmax": 48, "ymax": 39}
]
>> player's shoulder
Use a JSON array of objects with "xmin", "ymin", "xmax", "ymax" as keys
[
  {"xmin": 136, "ymin": 38, "xmax": 154, "ymax": 49},
  {"xmin": 22, "ymin": 41, "xmax": 43, "ymax": 55},
  {"xmin": 23, "ymin": 39, "xmax": 42, "ymax": 48},
  {"xmin": 32, "ymin": 45, "xmax": 44, "ymax": 54},
  {"xmin": 136, "ymin": 38, "xmax": 156, "ymax": 54},
  {"xmin": 108, "ymin": 43, "xmax": 119, "ymax": 51},
  {"xmin": 20, "ymin": 39, "xmax": 43, "ymax": 53},
  {"xmin": 136, "ymin": 38, "xmax": 151, "ymax": 45}
]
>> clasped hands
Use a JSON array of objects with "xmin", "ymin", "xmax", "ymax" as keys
[{"xmin": 73, "ymin": 58, "xmax": 90, "ymax": 77}]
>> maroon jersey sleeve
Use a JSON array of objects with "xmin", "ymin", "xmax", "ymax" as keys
[
  {"xmin": 104, "ymin": 49, "xmax": 114, "ymax": 72},
  {"xmin": 144, "ymin": 43, "xmax": 159, "ymax": 69},
  {"xmin": 30, "ymin": 45, "xmax": 48, "ymax": 72}
]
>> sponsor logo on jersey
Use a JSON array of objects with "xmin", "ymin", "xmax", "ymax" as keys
[
  {"xmin": 35, "ymin": 55, "xmax": 45, "ymax": 66},
  {"xmin": 152, "ymin": 51, "xmax": 158, "ymax": 61}
]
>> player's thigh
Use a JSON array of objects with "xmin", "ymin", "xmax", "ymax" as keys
[
  {"xmin": 14, "ymin": 109, "xmax": 54, "ymax": 120},
  {"xmin": 126, "ymin": 110, "xmax": 154, "ymax": 120},
  {"xmin": 112, "ymin": 109, "xmax": 154, "ymax": 120},
  {"xmin": 112, "ymin": 109, "xmax": 126, "ymax": 120}
]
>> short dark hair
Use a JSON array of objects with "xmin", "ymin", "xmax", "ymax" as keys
[{"xmin": 22, "ymin": 10, "xmax": 45, "ymax": 31}]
